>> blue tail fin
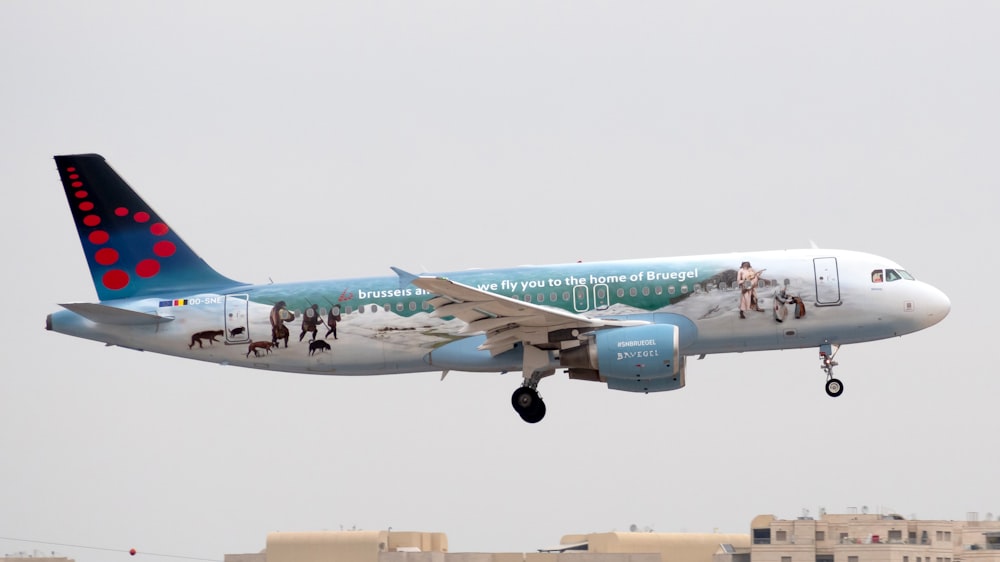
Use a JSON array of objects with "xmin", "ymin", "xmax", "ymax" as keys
[{"xmin": 54, "ymin": 154, "xmax": 241, "ymax": 301}]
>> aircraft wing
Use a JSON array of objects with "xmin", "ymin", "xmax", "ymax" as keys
[{"xmin": 408, "ymin": 275, "xmax": 647, "ymax": 356}]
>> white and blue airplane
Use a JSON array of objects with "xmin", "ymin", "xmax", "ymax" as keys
[{"xmin": 46, "ymin": 154, "xmax": 951, "ymax": 423}]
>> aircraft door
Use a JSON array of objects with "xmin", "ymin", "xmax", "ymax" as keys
[
  {"xmin": 573, "ymin": 285, "xmax": 589, "ymax": 312},
  {"xmin": 813, "ymin": 257, "xmax": 842, "ymax": 306},
  {"xmin": 225, "ymin": 294, "xmax": 251, "ymax": 343}
]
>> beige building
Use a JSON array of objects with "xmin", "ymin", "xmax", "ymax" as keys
[
  {"xmin": 742, "ymin": 513, "xmax": 1000, "ymax": 562},
  {"xmin": 227, "ymin": 529, "xmax": 748, "ymax": 562}
]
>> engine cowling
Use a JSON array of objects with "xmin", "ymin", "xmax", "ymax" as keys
[{"xmin": 560, "ymin": 324, "xmax": 687, "ymax": 393}]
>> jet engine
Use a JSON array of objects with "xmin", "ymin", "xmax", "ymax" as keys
[{"xmin": 559, "ymin": 324, "xmax": 687, "ymax": 393}]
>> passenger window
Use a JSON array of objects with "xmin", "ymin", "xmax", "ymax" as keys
[
  {"xmin": 668, "ymin": 285, "xmax": 676, "ymax": 295},
  {"xmin": 384, "ymin": 304, "xmax": 391, "ymax": 312},
  {"xmin": 524, "ymin": 294, "xmax": 532, "ymax": 303},
  {"xmin": 681, "ymin": 285, "xmax": 688, "ymax": 294},
  {"xmin": 642, "ymin": 286, "xmax": 650, "ymax": 296},
  {"xmin": 617, "ymin": 288, "xmax": 625, "ymax": 298},
  {"xmin": 371, "ymin": 304, "xmax": 378, "ymax": 313},
  {"xmin": 358, "ymin": 305, "xmax": 364, "ymax": 314},
  {"xmin": 408, "ymin": 302, "xmax": 416, "ymax": 311},
  {"xmin": 871, "ymin": 269, "xmax": 884, "ymax": 283},
  {"xmin": 655, "ymin": 286, "xmax": 663, "ymax": 295},
  {"xmin": 344, "ymin": 305, "xmax": 353, "ymax": 314},
  {"xmin": 562, "ymin": 291, "xmax": 571, "ymax": 301},
  {"xmin": 537, "ymin": 293, "xmax": 545, "ymax": 303},
  {"xmin": 550, "ymin": 292, "xmax": 558, "ymax": 302}
]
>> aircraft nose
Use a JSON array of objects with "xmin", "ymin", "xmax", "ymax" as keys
[{"xmin": 922, "ymin": 283, "xmax": 951, "ymax": 327}]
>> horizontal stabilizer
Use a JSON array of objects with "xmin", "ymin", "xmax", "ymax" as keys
[{"xmin": 60, "ymin": 303, "xmax": 174, "ymax": 326}]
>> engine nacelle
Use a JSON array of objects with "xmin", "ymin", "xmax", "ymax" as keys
[{"xmin": 561, "ymin": 324, "xmax": 687, "ymax": 393}]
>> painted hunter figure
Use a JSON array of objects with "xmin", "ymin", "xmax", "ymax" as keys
[
  {"xmin": 299, "ymin": 304, "xmax": 324, "ymax": 342},
  {"xmin": 270, "ymin": 300, "xmax": 294, "ymax": 347},
  {"xmin": 737, "ymin": 261, "xmax": 766, "ymax": 319}
]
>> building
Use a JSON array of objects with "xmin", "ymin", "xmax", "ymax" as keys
[{"xmin": 740, "ymin": 512, "xmax": 1000, "ymax": 562}]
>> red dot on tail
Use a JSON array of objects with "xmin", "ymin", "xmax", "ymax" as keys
[
  {"xmin": 66, "ymin": 167, "xmax": 76, "ymax": 172},
  {"xmin": 69, "ymin": 173, "xmax": 79, "ymax": 179},
  {"xmin": 134, "ymin": 211, "xmax": 150, "ymax": 223},
  {"xmin": 83, "ymin": 215, "xmax": 101, "ymax": 227},
  {"xmin": 153, "ymin": 240, "xmax": 176, "ymax": 257},
  {"xmin": 136, "ymin": 259, "xmax": 160, "ymax": 278},
  {"xmin": 150, "ymin": 222, "xmax": 169, "ymax": 236},
  {"xmin": 89, "ymin": 230, "xmax": 109, "ymax": 245},
  {"xmin": 79, "ymin": 201, "xmax": 94, "ymax": 211},
  {"xmin": 71, "ymin": 181, "xmax": 83, "ymax": 188},
  {"xmin": 75, "ymin": 190, "xmax": 88, "ymax": 199},
  {"xmin": 102, "ymin": 269, "xmax": 129, "ymax": 290},
  {"xmin": 115, "ymin": 207, "xmax": 129, "ymax": 217},
  {"xmin": 95, "ymin": 248, "xmax": 119, "ymax": 266}
]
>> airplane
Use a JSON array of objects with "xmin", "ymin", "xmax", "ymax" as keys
[{"xmin": 45, "ymin": 154, "xmax": 951, "ymax": 423}]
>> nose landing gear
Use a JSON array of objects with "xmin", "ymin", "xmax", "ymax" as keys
[{"xmin": 820, "ymin": 343, "xmax": 843, "ymax": 397}]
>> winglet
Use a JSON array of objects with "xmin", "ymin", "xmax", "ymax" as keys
[{"xmin": 391, "ymin": 266, "xmax": 420, "ymax": 289}]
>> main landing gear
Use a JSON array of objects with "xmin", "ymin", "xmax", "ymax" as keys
[
  {"xmin": 512, "ymin": 371, "xmax": 549, "ymax": 424},
  {"xmin": 819, "ymin": 342, "xmax": 843, "ymax": 397}
]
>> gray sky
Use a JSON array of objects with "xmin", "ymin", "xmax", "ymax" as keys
[{"xmin": 2, "ymin": 2, "xmax": 997, "ymax": 561}]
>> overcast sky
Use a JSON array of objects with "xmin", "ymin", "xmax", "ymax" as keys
[{"xmin": 2, "ymin": 2, "xmax": 998, "ymax": 561}]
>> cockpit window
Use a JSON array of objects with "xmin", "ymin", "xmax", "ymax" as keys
[
  {"xmin": 885, "ymin": 269, "xmax": 902, "ymax": 282},
  {"xmin": 871, "ymin": 270, "xmax": 884, "ymax": 283},
  {"xmin": 897, "ymin": 269, "xmax": 914, "ymax": 280}
]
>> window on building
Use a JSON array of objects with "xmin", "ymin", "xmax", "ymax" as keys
[
  {"xmin": 945, "ymin": 532, "xmax": 952, "ymax": 541},
  {"xmin": 889, "ymin": 530, "xmax": 902, "ymax": 542},
  {"xmin": 753, "ymin": 529, "xmax": 770, "ymax": 545},
  {"xmin": 776, "ymin": 530, "xmax": 787, "ymax": 541},
  {"xmin": 848, "ymin": 557, "xmax": 858, "ymax": 562},
  {"xmin": 840, "ymin": 533, "xmax": 848, "ymax": 543},
  {"xmin": 816, "ymin": 531, "xmax": 825, "ymax": 541},
  {"xmin": 903, "ymin": 556, "xmax": 909, "ymax": 562},
  {"xmin": 781, "ymin": 557, "xmax": 791, "ymax": 562}
]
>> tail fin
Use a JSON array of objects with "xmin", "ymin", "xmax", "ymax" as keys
[{"xmin": 54, "ymin": 154, "xmax": 241, "ymax": 301}]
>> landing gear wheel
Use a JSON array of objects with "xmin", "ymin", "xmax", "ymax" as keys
[
  {"xmin": 825, "ymin": 377, "xmax": 844, "ymax": 398},
  {"xmin": 511, "ymin": 387, "xmax": 546, "ymax": 423}
]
